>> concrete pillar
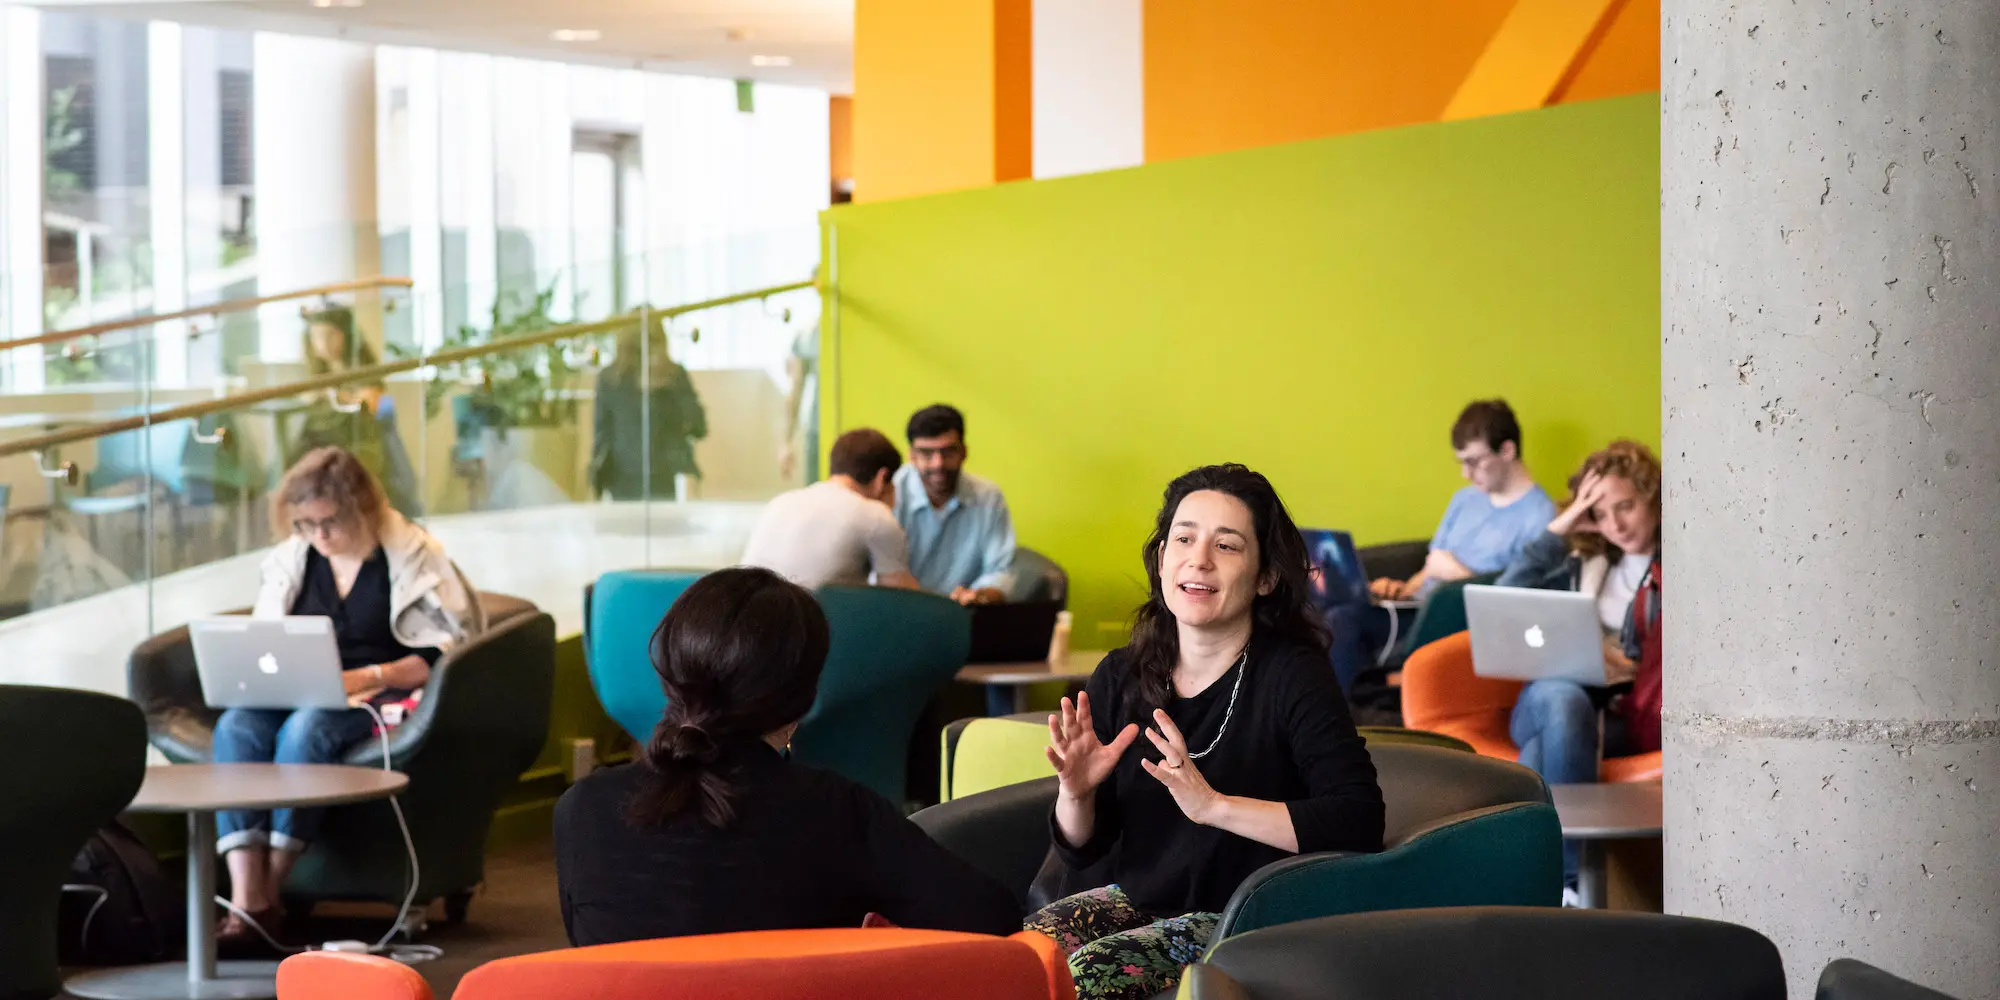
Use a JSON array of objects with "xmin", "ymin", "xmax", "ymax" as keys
[{"xmin": 1662, "ymin": 3, "xmax": 2000, "ymax": 999}]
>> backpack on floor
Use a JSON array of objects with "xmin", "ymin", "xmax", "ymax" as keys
[{"xmin": 59, "ymin": 819, "xmax": 185, "ymax": 966}]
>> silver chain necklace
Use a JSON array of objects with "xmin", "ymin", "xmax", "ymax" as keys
[{"xmin": 1185, "ymin": 646, "xmax": 1250, "ymax": 760}]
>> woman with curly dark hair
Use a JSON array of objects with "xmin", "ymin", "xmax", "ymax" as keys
[{"xmin": 1028, "ymin": 464, "xmax": 1384, "ymax": 1000}]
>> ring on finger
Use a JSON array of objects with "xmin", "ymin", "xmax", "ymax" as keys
[{"xmin": 1163, "ymin": 757, "xmax": 1185, "ymax": 770}]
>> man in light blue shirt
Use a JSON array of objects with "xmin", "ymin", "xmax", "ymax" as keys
[
  {"xmin": 893, "ymin": 404, "xmax": 1016, "ymax": 605},
  {"xmin": 1372, "ymin": 399, "xmax": 1557, "ymax": 600},
  {"xmin": 1334, "ymin": 399, "xmax": 1557, "ymax": 697}
]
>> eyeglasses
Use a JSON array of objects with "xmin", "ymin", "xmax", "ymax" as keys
[
  {"xmin": 292, "ymin": 515, "xmax": 347, "ymax": 537},
  {"xmin": 1456, "ymin": 451, "xmax": 1497, "ymax": 471}
]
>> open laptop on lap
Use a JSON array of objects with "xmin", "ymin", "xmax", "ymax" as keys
[
  {"xmin": 190, "ymin": 616, "xmax": 351, "ymax": 710},
  {"xmin": 1463, "ymin": 585, "xmax": 1608, "ymax": 686}
]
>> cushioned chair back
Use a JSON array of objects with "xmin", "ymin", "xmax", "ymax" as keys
[
  {"xmin": 452, "ymin": 928, "xmax": 1073, "ymax": 1000},
  {"xmin": 1355, "ymin": 540, "xmax": 1429, "ymax": 587},
  {"xmin": 949, "ymin": 717, "xmax": 1056, "ymax": 800},
  {"xmin": 911, "ymin": 776, "xmax": 1059, "ymax": 913},
  {"xmin": 1008, "ymin": 547, "xmax": 1068, "ymax": 605},
  {"xmin": 290, "ymin": 594, "xmax": 555, "ymax": 903},
  {"xmin": 1816, "ymin": 958, "xmax": 1964, "ymax": 1000},
  {"xmin": 278, "ymin": 952, "xmax": 435, "ymax": 1000},
  {"xmin": 585, "ymin": 570, "xmax": 707, "ymax": 742},
  {"xmin": 795, "ymin": 587, "xmax": 971, "ymax": 801},
  {"xmin": 128, "ymin": 613, "xmax": 235, "ymax": 756},
  {"xmin": 1357, "ymin": 726, "xmax": 1474, "ymax": 753},
  {"xmin": 1398, "ymin": 630, "xmax": 1524, "ymax": 759},
  {"xmin": 1396, "ymin": 572, "xmax": 1498, "ymax": 661},
  {"xmin": 1193, "ymin": 907, "xmax": 1787, "ymax": 1000},
  {"xmin": 0, "ymin": 685, "xmax": 147, "ymax": 1000},
  {"xmin": 1211, "ymin": 802, "xmax": 1561, "ymax": 938},
  {"xmin": 1369, "ymin": 742, "xmax": 1547, "ymax": 845}
]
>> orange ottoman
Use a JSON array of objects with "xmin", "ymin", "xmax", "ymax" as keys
[{"xmin": 456, "ymin": 928, "xmax": 1073, "ymax": 1000}]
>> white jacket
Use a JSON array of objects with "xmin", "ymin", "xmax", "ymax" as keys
[{"xmin": 254, "ymin": 510, "xmax": 485, "ymax": 654}]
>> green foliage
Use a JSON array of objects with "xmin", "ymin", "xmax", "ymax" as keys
[
  {"xmin": 391, "ymin": 282, "xmax": 601, "ymax": 430},
  {"xmin": 44, "ymin": 85, "xmax": 85, "ymax": 203}
]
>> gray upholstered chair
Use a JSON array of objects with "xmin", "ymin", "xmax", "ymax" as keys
[
  {"xmin": 125, "ymin": 593, "xmax": 554, "ymax": 922},
  {"xmin": 0, "ymin": 685, "xmax": 147, "ymax": 1000},
  {"xmin": 1182, "ymin": 907, "xmax": 1786, "ymax": 1000}
]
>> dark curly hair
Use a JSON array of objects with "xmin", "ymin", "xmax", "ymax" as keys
[{"xmin": 1121, "ymin": 464, "xmax": 1327, "ymax": 721}]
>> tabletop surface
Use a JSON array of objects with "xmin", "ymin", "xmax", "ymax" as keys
[
  {"xmin": 1550, "ymin": 780, "xmax": 1664, "ymax": 838},
  {"xmin": 957, "ymin": 649, "xmax": 1107, "ymax": 685},
  {"xmin": 127, "ymin": 763, "xmax": 408, "ymax": 812}
]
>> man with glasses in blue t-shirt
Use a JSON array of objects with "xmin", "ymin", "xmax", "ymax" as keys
[{"xmin": 1332, "ymin": 399, "xmax": 1557, "ymax": 696}]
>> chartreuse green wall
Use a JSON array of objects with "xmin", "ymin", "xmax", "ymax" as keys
[{"xmin": 821, "ymin": 94, "xmax": 1659, "ymax": 649}]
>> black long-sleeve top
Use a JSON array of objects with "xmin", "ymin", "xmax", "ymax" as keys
[
  {"xmin": 554, "ymin": 738, "xmax": 1021, "ymax": 946},
  {"xmin": 1051, "ymin": 637, "xmax": 1385, "ymax": 917}
]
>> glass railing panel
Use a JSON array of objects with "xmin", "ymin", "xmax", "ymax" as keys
[{"xmin": 0, "ymin": 362, "xmax": 152, "ymax": 695}]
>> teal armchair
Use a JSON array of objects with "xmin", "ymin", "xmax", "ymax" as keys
[
  {"xmin": 0, "ymin": 686, "xmax": 147, "ymax": 1000},
  {"xmin": 793, "ymin": 586, "xmax": 971, "ymax": 803},
  {"xmin": 584, "ymin": 570, "xmax": 706, "ymax": 743},
  {"xmin": 1212, "ymin": 743, "xmax": 1558, "ymax": 940}
]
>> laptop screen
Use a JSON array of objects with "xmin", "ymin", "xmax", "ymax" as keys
[{"xmin": 1300, "ymin": 528, "xmax": 1367, "ymax": 610}]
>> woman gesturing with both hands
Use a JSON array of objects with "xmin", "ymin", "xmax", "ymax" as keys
[{"xmin": 1028, "ymin": 465, "xmax": 1385, "ymax": 1000}]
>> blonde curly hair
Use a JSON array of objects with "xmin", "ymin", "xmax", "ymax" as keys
[{"xmin": 1561, "ymin": 439, "xmax": 1662, "ymax": 560}]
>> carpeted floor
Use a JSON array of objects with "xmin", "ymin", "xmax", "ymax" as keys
[{"xmin": 60, "ymin": 838, "xmax": 567, "ymax": 999}]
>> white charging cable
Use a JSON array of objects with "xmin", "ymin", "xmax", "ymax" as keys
[{"xmin": 213, "ymin": 701, "xmax": 440, "ymax": 965}]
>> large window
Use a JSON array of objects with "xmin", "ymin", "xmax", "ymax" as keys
[{"xmin": 41, "ymin": 11, "xmax": 152, "ymax": 384}]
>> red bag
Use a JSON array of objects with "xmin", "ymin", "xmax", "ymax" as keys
[{"xmin": 1620, "ymin": 560, "xmax": 1664, "ymax": 753}]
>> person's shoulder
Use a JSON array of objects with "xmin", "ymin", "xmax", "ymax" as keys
[
  {"xmin": 1522, "ymin": 483, "xmax": 1560, "ymax": 513},
  {"xmin": 556, "ymin": 761, "xmax": 644, "ymax": 827},
  {"xmin": 958, "ymin": 471, "xmax": 1007, "ymax": 505},
  {"xmin": 1252, "ymin": 636, "xmax": 1340, "ymax": 695},
  {"xmin": 261, "ymin": 536, "xmax": 308, "ymax": 572}
]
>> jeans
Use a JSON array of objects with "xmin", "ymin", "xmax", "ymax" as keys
[
  {"xmin": 212, "ymin": 707, "xmax": 376, "ymax": 854},
  {"xmin": 1509, "ymin": 679, "xmax": 1600, "ymax": 883}
]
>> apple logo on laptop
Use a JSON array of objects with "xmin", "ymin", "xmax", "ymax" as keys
[
  {"xmin": 1523, "ymin": 625, "xmax": 1546, "ymax": 649},
  {"xmin": 258, "ymin": 653, "xmax": 280, "ymax": 675}
]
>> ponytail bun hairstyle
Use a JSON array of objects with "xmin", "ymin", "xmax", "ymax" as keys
[{"xmin": 624, "ymin": 567, "xmax": 829, "ymax": 829}]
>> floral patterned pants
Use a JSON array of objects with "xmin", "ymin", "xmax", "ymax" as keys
[{"xmin": 1025, "ymin": 886, "xmax": 1220, "ymax": 1000}]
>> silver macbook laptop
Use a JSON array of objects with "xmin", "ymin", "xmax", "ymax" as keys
[
  {"xmin": 190, "ymin": 616, "xmax": 351, "ymax": 711},
  {"xmin": 1463, "ymin": 585, "xmax": 1608, "ymax": 686}
]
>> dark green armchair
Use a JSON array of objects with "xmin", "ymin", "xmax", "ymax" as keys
[
  {"xmin": 910, "ymin": 743, "xmax": 1558, "ymax": 931},
  {"xmin": 126, "ymin": 593, "xmax": 554, "ymax": 922},
  {"xmin": 0, "ymin": 685, "xmax": 147, "ymax": 1000}
]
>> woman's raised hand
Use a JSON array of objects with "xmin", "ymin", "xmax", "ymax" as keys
[
  {"xmin": 1550, "ymin": 471, "xmax": 1609, "ymax": 536},
  {"xmin": 1046, "ymin": 692, "xmax": 1139, "ymax": 801}
]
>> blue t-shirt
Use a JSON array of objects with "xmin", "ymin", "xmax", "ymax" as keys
[{"xmin": 1430, "ymin": 484, "xmax": 1558, "ymax": 577}]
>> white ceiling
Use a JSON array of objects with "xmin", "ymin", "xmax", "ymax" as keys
[{"xmin": 29, "ymin": 0, "xmax": 856, "ymax": 92}]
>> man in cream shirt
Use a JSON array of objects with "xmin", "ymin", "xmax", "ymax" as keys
[{"xmin": 742, "ymin": 428, "xmax": 919, "ymax": 590}]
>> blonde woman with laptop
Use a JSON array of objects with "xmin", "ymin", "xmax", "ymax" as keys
[{"xmin": 209, "ymin": 446, "xmax": 481, "ymax": 949}]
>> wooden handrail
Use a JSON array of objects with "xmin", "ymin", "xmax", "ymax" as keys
[
  {"xmin": 0, "ymin": 276, "xmax": 416, "ymax": 354},
  {"xmin": 0, "ymin": 278, "xmax": 817, "ymax": 461}
]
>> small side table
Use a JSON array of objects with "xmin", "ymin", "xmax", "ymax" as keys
[
  {"xmin": 1551, "ymin": 781, "xmax": 1664, "ymax": 909},
  {"xmin": 955, "ymin": 650, "xmax": 1106, "ymax": 713},
  {"xmin": 66, "ymin": 763, "xmax": 409, "ymax": 1000}
]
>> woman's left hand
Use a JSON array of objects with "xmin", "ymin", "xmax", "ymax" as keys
[{"xmin": 1139, "ymin": 709, "xmax": 1226, "ymax": 826}]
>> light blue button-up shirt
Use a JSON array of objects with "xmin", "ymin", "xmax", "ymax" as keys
[{"xmin": 893, "ymin": 464, "xmax": 1016, "ymax": 596}]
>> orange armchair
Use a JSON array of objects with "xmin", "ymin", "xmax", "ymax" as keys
[
  {"xmin": 1401, "ymin": 632, "xmax": 1662, "ymax": 783},
  {"xmin": 279, "ymin": 929, "xmax": 1074, "ymax": 1000}
]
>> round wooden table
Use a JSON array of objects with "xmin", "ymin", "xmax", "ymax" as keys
[
  {"xmin": 955, "ymin": 650, "xmax": 1105, "ymax": 713},
  {"xmin": 66, "ymin": 763, "xmax": 409, "ymax": 1000},
  {"xmin": 1550, "ymin": 781, "xmax": 1664, "ymax": 909}
]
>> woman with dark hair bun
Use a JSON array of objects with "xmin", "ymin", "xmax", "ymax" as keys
[
  {"xmin": 553, "ymin": 567, "xmax": 1019, "ymax": 945},
  {"xmin": 1028, "ymin": 464, "xmax": 1386, "ymax": 1000}
]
